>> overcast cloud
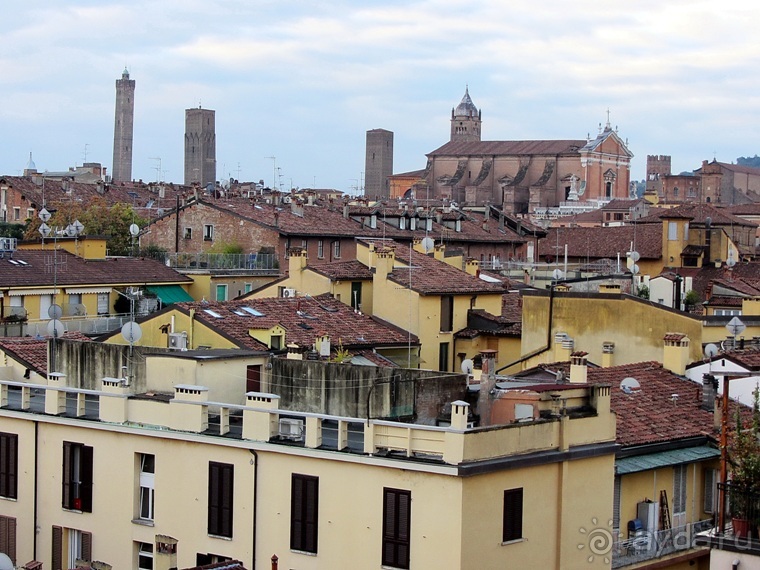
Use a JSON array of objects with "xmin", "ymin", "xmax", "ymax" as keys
[{"xmin": 2, "ymin": 1, "xmax": 758, "ymax": 192}]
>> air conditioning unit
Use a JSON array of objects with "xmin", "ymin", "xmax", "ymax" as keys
[
  {"xmin": 168, "ymin": 331, "xmax": 188, "ymax": 350},
  {"xmin": 282, "ymin": 288, "xmax": 296, "ymax": 298},
  {"xmin": 278, "ymin": 418, "xmax": 304, "ymax": 441}
]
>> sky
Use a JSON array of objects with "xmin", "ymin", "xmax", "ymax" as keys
[{"xmin": 2, "ymin": 1, "xmax": 759, "ymax": 194}]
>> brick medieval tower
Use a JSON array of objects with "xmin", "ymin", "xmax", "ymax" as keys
[
  {"xmin": 112, "ymin": 68, "xmax": 135, "ymax": 183},
  {"xmin": 184, "ymin": 107, "xmax": 216, "ymax": 188},
  {"xmin": 364, "ymin": 129, "xmax": 394, "ymax": 198},
  {"xmin": 646, "ymin": 155, "xmax": 671, "ymax": 197}
]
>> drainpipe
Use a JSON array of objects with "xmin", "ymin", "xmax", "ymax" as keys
[
  {"xmin": 249, "ymin": 449, "xmax": 258, "ymax": 569},
  {"xmin": 174, "ymin": 195, "xmax": 180, "ymax": 253},
  {"xmin": 33, "ymin": 420, "xmax": 39, "ymax": 559}
]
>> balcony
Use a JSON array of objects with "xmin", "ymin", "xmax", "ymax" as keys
[
  {"xmin": 160, "ymin": 252, "xmax": 279, "ymax": 272},
  {"xmin": 612, "ymin": 519, "xmax": 713, "ymax": 568},
  {"xmin": 695, "ymin": 482, "xmax": 760, "ymax": 556}
]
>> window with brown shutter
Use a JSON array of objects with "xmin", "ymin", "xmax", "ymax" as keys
[
  {"xmin": 440, "ymin": 295, "xmax": 454, "ymax": 332},
  {"xmin": 382, "ymin": 487, "xmax": 411, "ymax": 569},
  {"xmin": 502, "ymin": 488, "xmax": 524, "ymax": 542},
  {"xmin": 0, "ymin": 432, "xmax": 17, "ymax": 499},
  {"xmin": 0, "ymin": 515, "xmax": 16, "ymax": 564},
  {"xmin": 208, "ymin": 462, "xmax": 234, "ymax": 538},
  {"xmin": 81, "ymin": 530, "xmax": 92, "ymax": 561},
  {"xmin": 52, "ymin": 526, "xmax": 63, "ymax": 570},
  {"xmin": 62, "ymin": 442, "xmax": 93, "ymax": 512},
  {"xmin": 290, "ymin": 474, "xmax": 318, "ymax": 553}
]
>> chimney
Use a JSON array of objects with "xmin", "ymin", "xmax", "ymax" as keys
[
  {"xmin": 701, "ymin": 373, "xmax": 718, "ymax": 412},
  {"xmin": 465, "ymin": 258, "xmax": 480, "ymax": 276},
  {"xmin": 554, "ymin": 333, "xmax": 573, "ymax": 361},
  {"xmin": 662, "ymin": 333, "xmax": 690, "ymax": 375},
  {"xmin": 374, "ymin": 247, "xmax": 396, "ymax": 281},
  {"xmin": 434, "ymin": 243, "xmax": 446, "ymax": 261},
  {"xmin": 288, "ymin": 247, "xmax": 308, "ymax": 275},
  {"xmin": 291, "ymin": 199, "xmax": 304, "ymax": 217},
  {"xmin": 286, "ymin": 343, "xmax": 304, "ymax": 360},
  {"xmin": 599, "ymin": 282, "xmax": 621, "ymax": 294},
  {"xmin": 601, "ymin": 341, "xmax": 615, "ymax": 368},
  {"xmin": 343, "ymin": 204, "xmax": 349, "ymax": 218},
  {"xmin": 569, "ymin": 351, "xmax": 588, "ymax": 383},
  {"xmin": 477, "ymin": 349, "xmax": 498, "ymax": 426},
  {"xmin": 316, "ymin": 334, "xmax": 331, "ymax": 358}
]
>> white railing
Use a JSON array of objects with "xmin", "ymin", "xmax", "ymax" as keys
[{"xmin": 612, "ymin": 519, "xmax": 713, "ymax": 568}]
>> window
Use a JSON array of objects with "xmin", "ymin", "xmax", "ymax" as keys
[
  {"xmin": 216, "ymin": 284, "xmax": 228, "ymax": 301},
  {"xmin": 438, "ymin": 342, "xmax": 449, "ymax": 372},
  {"xmin": 673, "ymin": 186, "xmax": 679, "ymax": 197},
  {"xmin": 246, "ymin": 365, "xmax": 262, "ymax": 393},
  {"xmin": 668, "ymin": 221, "xmax": 678, "ymax": 241},
  {"xmin": 612, "ymin": 476, "xmax": 621, "ymax": 532},
  {"xmin": 13, "ymin": 207, "xmax": 19, "ymax": 221},
  {"xmin": 138, "ymin": 453, "xmax": 155, "ymax": 521},
  {"xmin": 184, "ymin": 227, "xmax": 192, "ymax": 240},
  {"xmin": 197, "ymin": 553, "xmax": 231, "ymax": 566},
  {"xmin": 27, "ymin": 208, "xmax": 35, "ymax": 219},
  {"xmin": 704, "ymin": 468, "xmax": 717, "ymax": 514},
  {"xmin": 290, "ymin": 474, "xmax": 318, "ymax": 553},
  {"xmin": 52, "ymin": 526, "xmax": 92, "ymax": 570},
  {"xmin": 0, "ymin": 516, "xmax": 16, "ymax": 564},
  {"xmin": 0, "ymin": 432, "xmax": 18, "ymax": 499},
  {"xmin": 317, "ymin": 240, "xmax": 324, "ymax": 259},
  {"xmin": 97, "ymin": 293, "xmax": 109, "ymax": 315},
  {"xmin": 382, "ymin": 488, "xmax": 411, "ymax": 569},
  {"xmin": 62, "ymin": 441, "xmax": 93, "ymax": 512},
  {"xmin": 137, "ymin": 542, "xmax": 153, "ymax": 570},
  {"xmin": 333, "ymin": 241, "xmax": 341, "ymax": 259},
  {"xmin": 502, "ymin": 488, "xmax": 524, "ymax": 542},
  {"xmin": 440, "ymin": 295, "xmax": 454, "ymax": 332},
  {"xmin": 715, "ymin": 309, "xmax": 742, "ymax": 316},
  {"xmin": 204, "ymin": 224, "xmax": 214, "ymax": 241},
  {"xmin": 244, "ymin": 282, "xmax": 252, "ymax": 294},
  {"xmin": 208, "ymin": 462, "xmax": 234, "ymax": 538},
  {"xmin": 40, "ymin": 294, "xmax": 53, "ymax": 321},
  {"xmin": 673, "ymin": 464, "xmax": 687, "ymax": 515},
  {"xmin": 351, "ymin": 282, "xmax": 362, "ymax": 310}
]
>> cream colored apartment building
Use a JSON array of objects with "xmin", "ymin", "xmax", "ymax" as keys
[{"xmin": 0, "ymin": 348, "xmax": 617, "ymax": 569}]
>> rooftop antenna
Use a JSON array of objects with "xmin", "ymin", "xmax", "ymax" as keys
[
  {"xmin": 265, "ymin": 156, "xmax": 276, "ymax": 190},
  {"xmin": 149, "ymin": 157, "xmax": 162, "ymax": 183},
  {"xmin": 82, "ymin": 143, "xmax": 89, "ymax": 163}
]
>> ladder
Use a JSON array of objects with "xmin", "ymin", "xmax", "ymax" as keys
[{"xmin": 659, "ymin": 489, "xmax": 672, "ymax": 530}]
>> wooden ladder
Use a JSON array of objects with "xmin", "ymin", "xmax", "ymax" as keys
[{"xmin": 659, "ymin": 489, "xmax": 672, "ymax": 531}]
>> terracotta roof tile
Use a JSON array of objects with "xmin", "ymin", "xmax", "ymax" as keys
[
  {"xmin": 309, "ymin": 260, "xmax": 373, "ymax": 281},
  {"xmin": 427, "ymin": 139, "xmax": 586, "ymax": 157},
  {"xmin": 0, "ymin": 331, "xmax": 91, "ymax": 374},
  {"xmin": 538, "ymin": 224, "xmax": 662, "ymax": 260}
]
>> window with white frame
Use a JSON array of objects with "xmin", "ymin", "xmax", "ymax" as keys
[
  {"xmin": 668, "ymin": 222, "xmax": 678, "ymax": 241},
  {"xmin": 216, "ymin": 284, "xmax": 228, "ymax": 301},
  {"xmin": 317, "ymin": 240, "xmax": 324, "ymax": 259},
  {"xmin": 333, "ymin": 241, "xmax": 341, "ymax": 259},
  {"xmin": 138, "ymin": 453, "xmax": 155, "ymax": 521},
  {"xmin": 137, "ymin": 541, "xmax": 153, "ymax": 570},
  {"xmin": 203, "ymin": 225, "xmax": 214, "ymax": 241}
]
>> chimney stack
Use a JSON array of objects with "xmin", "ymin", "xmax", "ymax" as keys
[
  {"xmin": 663, "ymin": 333, "xmax": 690, "ymax": 375},
  {"xmin": 601, "ymin": 341, "xmax": 615, "ymax": 368},
  {"xmin": 702, "ymin": 373, "xmax": 718, "ymax": 412},
  {"xmin": 477, "ymin": 349, "xmax": 498, "ymax": 426},
  {"xmin": 569, "ymin": 351, "xmax": 588, "ymax": 383}
]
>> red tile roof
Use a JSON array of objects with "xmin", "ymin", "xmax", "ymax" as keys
[
  {"xmin": 427, "ymin": 139, "xmax": 587, "ymax": 157},
  {"xmin": 173, "ymin": 294, "xmax": 418, "ymax": 351},
  {"xmin": 385, "ymin": 245, "xmax": 505, "ymax": 296},
  {"xmin": 0, "ymin": 331, "xmax": 91, "ymax": 374},
  {"xmin": 538, "ymin": 224, "xmax": 662, "ymax": 260},
  {"xmin": 309, "ymin": 260, "xmax": 373, "ymax": 281},
  {"xmin": 0, "ymin": 250, "xmax": 191, "ymax": 289}
]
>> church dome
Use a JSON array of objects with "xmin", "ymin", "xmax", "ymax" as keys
[
  {"xmin": 454, "ymin": 87, "xmax": 478, "ymax": 117},
  {"xmin": 25, "ymin": 151, "xmax": 36, "ymax": 171}
]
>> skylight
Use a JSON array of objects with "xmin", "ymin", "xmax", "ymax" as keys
[
  {"xmin": 241, "ymin": 306, "xmax": 264, "ymax": 316},
  {"xmin": 8, "ymin": 259, "xmax": 19, "ymax": 265},
  {"xmin": 233, "ymin": 310, "xmax": 247, "ymax": 316},
  {"xmin": 203, "ymin": 309, "xmax": 224, "ymax": 318}
]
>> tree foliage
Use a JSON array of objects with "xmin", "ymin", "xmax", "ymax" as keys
[
  {"xmin": 0, "ymin": 221, "xmax": 25, "ymax": 239},
  {"xmin": 737, "ymin": 155, "xmax": 760, "ymax": 169},
  {"xmin": 24, "ymin": 198, "xmax": 147, "ymax": 256}
]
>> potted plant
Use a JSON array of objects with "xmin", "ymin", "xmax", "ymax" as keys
[{"xmin": 728, "ymin": 387, "xmax": 760, "ymax": 538}]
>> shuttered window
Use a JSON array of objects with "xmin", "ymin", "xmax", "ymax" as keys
[
  {"xmin": 0, "ymin": 516, "xmax": 16, "ymax": 564},
  {"xmin": 52, "ymin": 526, "xmax": 63, "ymax": 570},
  {"xmin": 673, "ymin": 465, "xmax": 687, "ymax": 515},
  {"xmin": 704, "ymin": 468, "xmax": 717, "ymax": 514},
  {"xmin": 208, "ymin": 462, "xmax": 234, "ymax": 538},
  {"xmin": 290, "ymin": 474, "xmax": 318, "ymax": 553},
  {"xmin": 612, "ymin": 476, "xmax": 622, "ymax": 531},
  {"xmin": 382, "ymin": 487, "xmax": 411, "ymax": 569},
  {"xmin": 0, "ymin": 432, "xmax": 17, "ymax": 499},
  {"xmin": 503, "ymin": 488, "xmax": 524, "ymax": 542},
  {"xmin": 62, "ymin": 441, "xmax": 93, "ymax": 512},
  {"xmin": 440, "ymin": 295, "xmax": 454, "ymax": 332}
]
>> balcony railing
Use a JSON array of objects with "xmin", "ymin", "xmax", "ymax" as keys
[
  {"xmin": 160, "ymin": 252, "xmax": 280, "ymax": 272},
  {"xmin": 612, "ymin": 519, "xmax": 713, "ymax": 568},
  {"xmin": 695, "ymin": 483, "xmax": 760, "ymax": 554}
]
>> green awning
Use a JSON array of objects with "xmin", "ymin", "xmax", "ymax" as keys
[
  {"xmin": 616, "ymin": 446, "xmax": 720, "ymax": 475},
  {"xmin": 146, "ymin": 285, "xmax": 193, "ymax": 305}
]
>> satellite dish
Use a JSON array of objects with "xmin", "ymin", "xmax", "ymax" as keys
[
  {"xmin": 421, "ymin": 237, "xmax": 434, "ymax": 253},
  {"xmin": 461, "ymin": 359, "xmax": 474, "ymax": 374},
  {"xmin": 704, "ymin": 343, "xmax": 719, "ymax": 358},
  {"xmin": 38, "ymin": 208, "xmax": 51, "ymax": 223},
  {"xmin": 620, "ymin": 377, "xmax": 641, "ymax": 394},
  {"xmin": 38, "ymin": 223, "xmax": 51, "ymax": 238},
  {"xmin": 121, "ymin": 321, "xmax": 143, "ymax": 343},
  {"xmin": 631, "ymin": 264, "xmax": 640, "ymax": 275},
  {"xmin": 629, "ymin": 251, "xmax": 640, "ymax": 262},
  {"xmin": 0, "ymin": 553, "xmax": 14, "ymax": 570},
  {"xmin": 48, "ymin": 303, "xmax": 63, "ymax": 320},
  {"xmin": 47, "ymin": 319, "xmax": 65, "ymax": 338},
  {"xmin": 73, "ymin": 219, "xmax": 84, "ymax": 234},
  {"xmin": 552, "ymin": 268, "xmax": 564, "ymax": 280},
  {"xmin": 726, "ymin": 316, "xmax": 746, "ymax": 337},
  {"xmin": 129, "ymin": 223, "xmax": 140, "ymax": 237}
]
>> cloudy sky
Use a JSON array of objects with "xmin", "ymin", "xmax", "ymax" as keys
[{"xmin": 2, "ymin": 1, "xmax": 758, "ymax": 193}]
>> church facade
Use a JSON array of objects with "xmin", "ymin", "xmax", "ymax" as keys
[{"xmin": 419, "ymin": 89, "xmax": 633, "ymax": 214}]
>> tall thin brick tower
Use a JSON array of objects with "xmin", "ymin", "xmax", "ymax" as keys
[
  {"xmin": 112, "ymin": 68, "xmax": 135, "ymax": 182},
  {"xmin": 184, "ymin": 107, "xmax": 216, "ymax": 187},
  {"xmin": 364, "ymin": 129, "xmax": 394, "ymax": 198}
]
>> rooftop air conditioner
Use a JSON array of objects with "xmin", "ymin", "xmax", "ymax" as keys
[
  {"xmin": 278, "ymin": 418, "xmax": 304, "ymax": 441},
  {"xmin": 282, "ymin": 288, "xmax": 296, "ymax": 298},
  {"xmin": 168, "ymin": 331, "xmax": 188, "ymax": 350}
]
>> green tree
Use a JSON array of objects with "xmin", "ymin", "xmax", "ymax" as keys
[{"xmin": 24, "ymin": 198, "xmax": 147, "ymax": 256}]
